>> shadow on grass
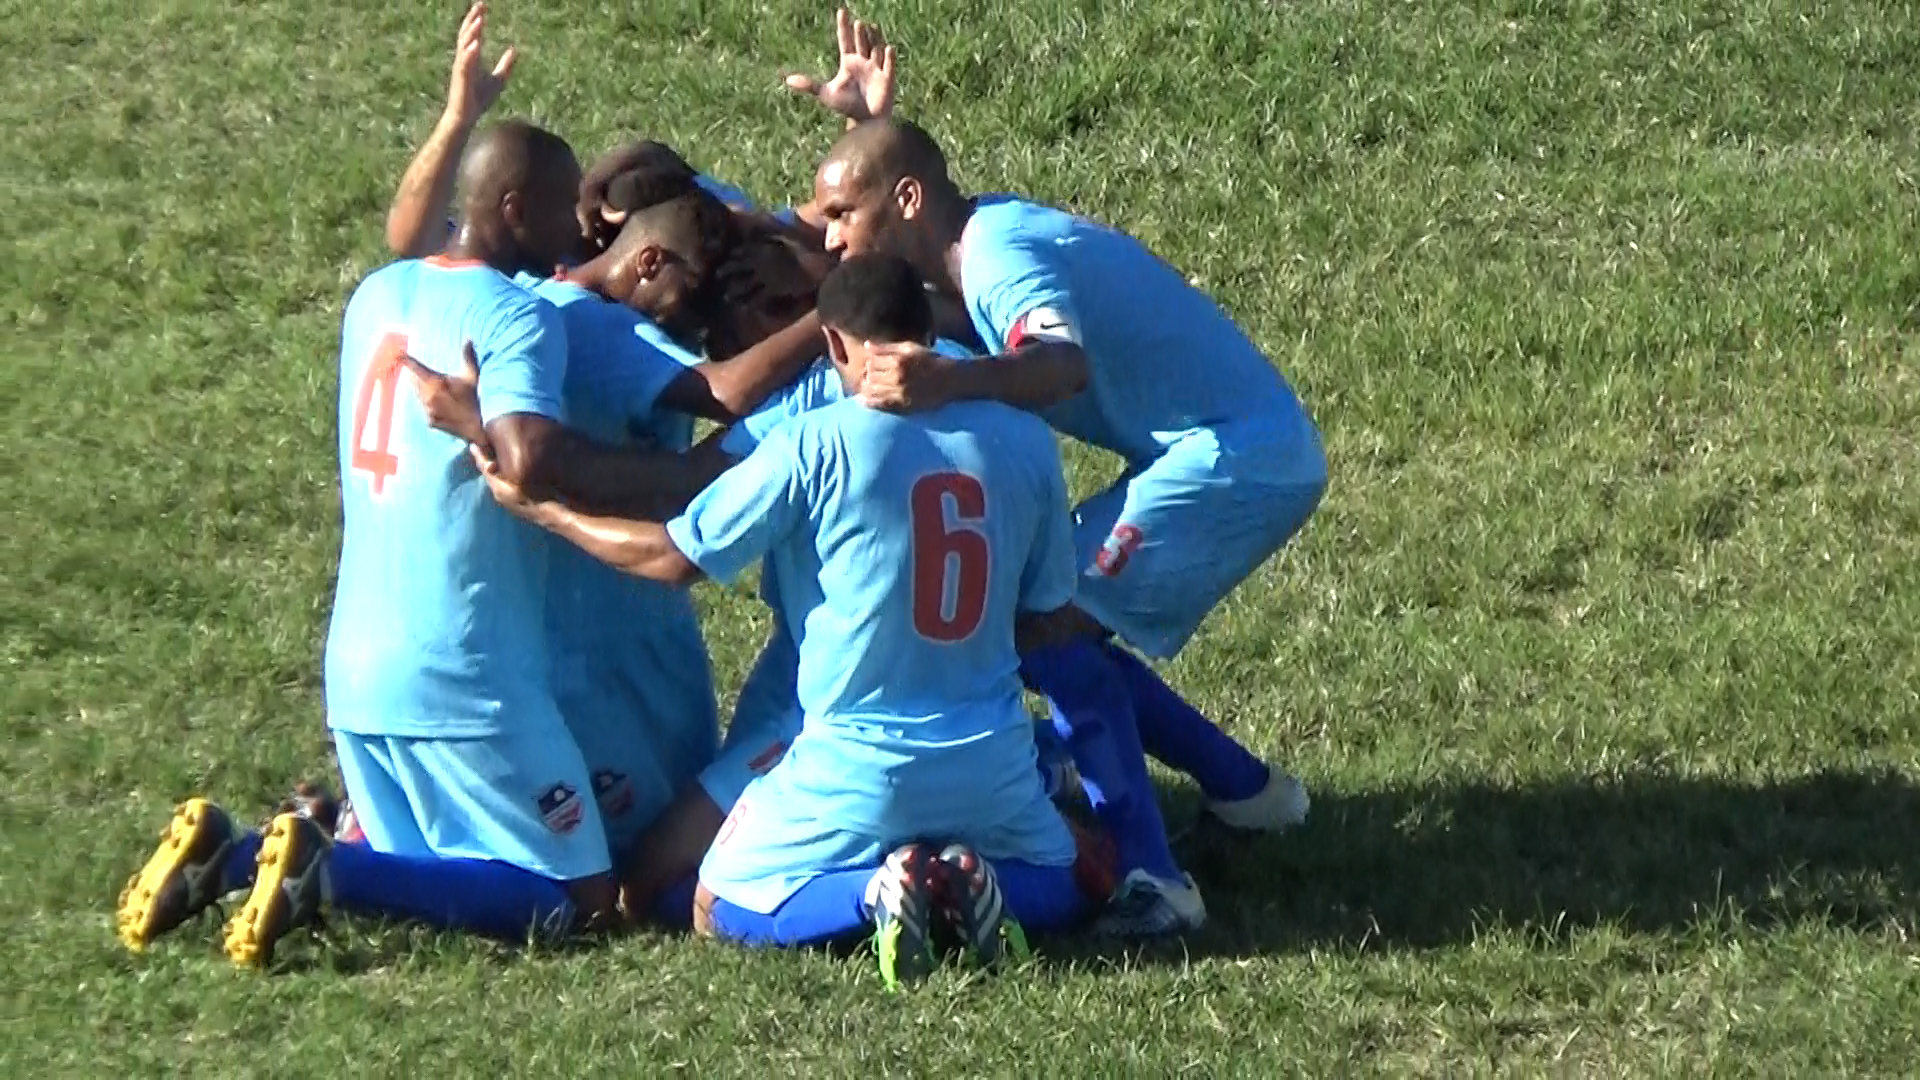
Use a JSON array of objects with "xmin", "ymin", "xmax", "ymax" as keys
[{"xmin": 1055, "ymin": 767, "xmax": 1920, "ymax": 962}]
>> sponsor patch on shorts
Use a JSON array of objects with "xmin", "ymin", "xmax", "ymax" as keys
[
  {"xmin": 536, "ymin": 783, "xmax": 585, "ymax": 834},
  {"xmin": 591, "ymin": 769, "xmax": 635, "ymax": 818}
]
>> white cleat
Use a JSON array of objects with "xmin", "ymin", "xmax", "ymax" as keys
[
  {"xmin": 1093, "ymin": 869, "xmax": 1208, "ymax": 937},
  {"xmin": 1205, "ymin": 766, "xmax": 1310, "ymax": 832}
]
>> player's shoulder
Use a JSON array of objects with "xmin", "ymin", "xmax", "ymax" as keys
[{"xmin": 967, "ymin": 195, "xmax": 1073, "ymax": 244}]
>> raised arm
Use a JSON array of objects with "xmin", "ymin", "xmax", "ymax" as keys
[{"xmin": 385, "ymin": 3, "xmax": 517, "ymax": 258}]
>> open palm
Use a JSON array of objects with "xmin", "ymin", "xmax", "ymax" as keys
[{"xmin": 785, "ymin": 8, "xmax": 896, "ymax": 125}]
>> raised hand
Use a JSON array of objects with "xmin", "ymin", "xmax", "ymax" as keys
[
  {"xmin": 784, "ymin": 8, "xmax": 897, "ymax": 126},
  {"xmin": 446, "ymin": 2, "xmax": 517, "ymax": 127}
]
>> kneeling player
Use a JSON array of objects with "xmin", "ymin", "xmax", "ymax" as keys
[
  {"xmin": 117, "ymin": 121, "xmax": 625, "ymax": 966},
  {"xmin": 479, "ymin": 255, "xmax": 1102, "ymax": 986}
]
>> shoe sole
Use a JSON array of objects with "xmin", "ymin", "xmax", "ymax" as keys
[
  {"xmin": 222, "ymin": 814, "xmax": 312, "ymax": 970},
  {"xmin": 875, "ymin": 914, "xmax": 938, "ymax": 991},
  {"xmin": 873, "ymin": 848, "xmax": 938, "ymax": 991},
  {"xmin": 116, "ymin": 798, "xmax": 230, "ymax": 952},
  {"xmin": 938, "ymin": 846, "xmax": 1032, "ymax": 968}
]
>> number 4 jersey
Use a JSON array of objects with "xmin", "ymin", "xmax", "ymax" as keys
[
  {"xmin": 323, "ymin": 255, "xmax": 570, "ymax": 739},
  {"xmin": 664, "ymin": 397, "xmax": 1076, "ymax": 839}
]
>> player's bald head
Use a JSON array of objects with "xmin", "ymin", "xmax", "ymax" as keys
[
  {"xmin": 454, "ymin": 119, "xmax": 583, "ymax": 273},
  {"xmin": 458, "ymin": 119, "xmax": 578, "ymax": 221},
  {"xmin": 813, "ymin": 118, "xmax": 966, "ymax": 280},
  {"xmin": 818, "ymin": 118, "xmax": 954, "ymax": 201}
]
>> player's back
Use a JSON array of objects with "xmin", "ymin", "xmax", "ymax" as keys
[
  {"xmin": 324, "ymin": 257, "xmax": 567, "ymax": 739},
  {"xmin": 962, "ymin": 197, "xmax": 1322, "ymax": 477},
  {"xmin": 524, "ymin": 276, "xmax": 717, "ymax": 780},
  {"xmin": 768, "ymin": 397, "xmax": 1071, "ymax": 833}
]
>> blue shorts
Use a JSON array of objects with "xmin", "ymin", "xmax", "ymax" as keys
[
  {"xmin": 552, "ymin": 642, "xmax": 719, "ymax": 855},
  {"xmin": 1074, "ymin": 428, "xmax": 1325, "ymax": 658},
  {"xmin": 698, "ymin": 747, "xmax": 1079, "ymax": 915},
  {"xmin": 333, "ymin": 728, "xmax": 611, "ymax": 882},
  {"xmin": 697, "ymin": 626, "xmax": 803, "ymax": 814}
]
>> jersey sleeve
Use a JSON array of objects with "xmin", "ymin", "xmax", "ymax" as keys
[
  {"xmin": 1018, "ymin": 434, "xmax": 1078, "ymax": 614},
  {"xmin": 476, "ymin": 297, "xmax": 568, "ymax": 424},
  {"xmin": 962, "ymin": 228, "xmax": 1085, "ymax": 353},
  {"xmin": 570, "ymin": 304, "xmax": 689, "ymax": 425},
  {"xmin": 665, "ymin": 424, "xmax": 809, "ymax": 585}
]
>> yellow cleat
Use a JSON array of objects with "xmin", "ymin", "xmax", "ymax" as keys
[
  {"xmin": 222, "ymin": 812, "xmax": 331, "ymax": 970},
  {"xmin": 116, "ymin": 798, "xmax": 237, "ymax": 952}
]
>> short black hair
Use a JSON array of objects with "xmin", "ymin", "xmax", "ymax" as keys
[{"xmin": 815, "ymin": 254, "xmax": 934, "ymax": 345}]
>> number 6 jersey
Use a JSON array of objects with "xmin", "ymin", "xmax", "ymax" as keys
[
  {"xmin": 664, "ymin": 396, "xmax": 1075, "ymax": 839},
  {"xmin": 324, "ymin": 255, "xmax": 569, "ymax": 739}
]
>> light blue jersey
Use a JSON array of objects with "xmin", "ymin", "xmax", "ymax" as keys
[
  {"xmin": 959, "ymin": 196, "xmax": 1325, "ymax": 484},
  {"xmin": 325, "ymin": 256, "xmax": 569, "ymax": 738},
  {"xmin": 696, "ymin": 337, "xmax": 986, "ymax": 818},
  {"xmin": 517, "ymin": 277, "xmax": 721, "ymax": 837},
  {"xmin": 672, "ymin": 397, "xmax": 1080, "ymax": 909}
]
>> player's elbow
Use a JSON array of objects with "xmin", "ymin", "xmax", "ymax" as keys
[
  {"xmin": 485, "ymin": 416, "xmax": 564, "ymax": 495},
  {"xmin": 636, "ymin": 546, "xmax": 704, "ymax": 588}
]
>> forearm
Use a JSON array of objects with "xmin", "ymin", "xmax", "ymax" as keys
[
  {"xmin": 946, "ymin": 342, "xmax": 1090, "ymax": 410},
  {"xmin": 538, "ymin": 432, "xmax": 730, "ymax": 521},
  {"xmin": 386, "ymin": 109, "xmax": 475, "ymax": 257},
  {"xmin": 681, "ymin": 310, "xmax": 824, "ymax": 420},
  {"xmin": 538, "ymin": 504, "xmax": 697, "ymax": 585}
]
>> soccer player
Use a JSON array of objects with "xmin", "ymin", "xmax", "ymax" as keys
[
  {"xmin": 118, "ymin": 120, "xmax": 640, "ymax": 967},
  {"xmin": 473, "ymin": 254, "xmax": 1096, "ymax": 987},
  {"xmin": 808, "ymin": 118, "xmax": 1329, "ymax": 935}
]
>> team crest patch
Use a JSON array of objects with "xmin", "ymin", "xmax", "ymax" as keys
[
  {"xmin": 536, "ymin": 783, "xmax": 585, "ymax": 834},
  {"xmin": 1090, "ymin": 524, "xmax": 1145, "ymax": 578},
  {"xmin": 591, "ymin": 769, "xmax": 635, "ymax": 817}
]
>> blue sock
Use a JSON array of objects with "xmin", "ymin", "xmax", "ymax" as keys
[
  {"xmin": 1103, "ymin": 642, "xmax": 1269, "ymax": 802},
  {"xmin": 326, "ymin": 843, "xmax": 577, "ymax": 941},
  {"xmin": 219, "ymin": 830, "xmax": 263, "ymax": 893},
  {"xmin": 706, "ymin": 868, "xmax": 874, "ymax": 947},
  {"xmin": 1021, "ymin": 641, "xmax": 1184, "ymax": 881},
  {"xmin": 991, "ymin": 858, "xmax": 1089, "ymax": 933},
  {"xmin": 650, "ymin": 876, "xmax": 696, "ymax": 930}
]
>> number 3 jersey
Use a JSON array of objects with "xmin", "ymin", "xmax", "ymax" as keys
[
  {"xmin": 324, "ymin": 256, "xmax": 570, "ymax": 739},
  {"xmin": 665, "ymin": 397, "xmax": 1075, "ymax": 837}
]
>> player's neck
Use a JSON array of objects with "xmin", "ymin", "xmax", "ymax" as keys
[
  {"xmin": 934, "ymin": 198, "xmax": 975, "ymax": 295},
  {"xmin": 444, "ymin": 222, "xmax": 516, "ymax": 276}
]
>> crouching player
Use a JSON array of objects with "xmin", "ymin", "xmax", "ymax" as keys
[
  {"xmin": 814, "ymin": 119, "xmax": 1329, "ymax": 934},
  {"xmin": 478, "ymin": 255, "xmax": 1101, "ymax": 986},
  {"xmin": 117, "ymin": 121, "xmax": 625, "ymax": 966}
]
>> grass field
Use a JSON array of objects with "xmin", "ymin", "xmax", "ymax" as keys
[{"xmin": 6, "ymin": 0, "xmax": 1920, "ymax": 1073}]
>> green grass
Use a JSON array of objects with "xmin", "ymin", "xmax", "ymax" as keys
[{"xmin": 5, "ymin": 0, "xmax": 1920, "ymax": 1073}]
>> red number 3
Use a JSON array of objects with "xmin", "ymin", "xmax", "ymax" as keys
[
  {"xmin": 350, "ymin": 332, "xmax": 409, "ymax": 496},
  {"xmin": 910, "ymin": 472, "xmax": 991, "ymax": 643}
]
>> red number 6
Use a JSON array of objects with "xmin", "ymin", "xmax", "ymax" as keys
[{"xmin": 909, "ymin": 472, "xmax": 991, "ymax": 643}]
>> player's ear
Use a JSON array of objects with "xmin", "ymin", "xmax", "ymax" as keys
[
  {"xmin": 634, "ymin": 245, "xmax": 665, "ymax": 283},
  {"xmin": 894, "ymin": 176, "xmax": 923, "ymax": 221},
  {"xmin": 500, "ymin": 190, "xmax": 524, "ymax": 231},
  {"xmin": 822, "ymin": 326, "xmax": 850, "ymax": 367}
]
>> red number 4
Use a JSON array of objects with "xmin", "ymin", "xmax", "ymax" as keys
[
  {"xmin": 910, "ymin": 472, "xmax": 991, "ymax": 643},
  {"xmin": 350, "ymin": 332, "xmax": 409, "ymax": 496}
]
